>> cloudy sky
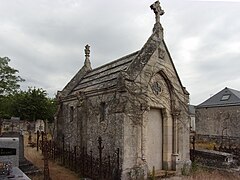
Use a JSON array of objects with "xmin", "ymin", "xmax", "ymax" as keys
[{"xmin": 0, "ymin": 0, "xmax": 240, "ymax": 105}]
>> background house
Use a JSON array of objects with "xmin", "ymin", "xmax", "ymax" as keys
[{"xmin": 195, "ymin": 87, "xmax": 240, "ymax": 145}]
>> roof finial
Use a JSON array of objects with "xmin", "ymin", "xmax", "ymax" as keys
[
  {"xmin": 85, "ymin": 44, "xmax": 90, "ymax": 58},
  {"xmin": 150, "ymin": 1, "xmax": 164, "ymax": 24},
  {"xmin": 84, "ymin": 44, "xmax": 92, "ymax": 70}
]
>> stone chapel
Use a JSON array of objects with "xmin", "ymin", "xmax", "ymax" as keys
[{"xmin": 55, "ymin": 1, "xmax": 191, "ymax": 179}]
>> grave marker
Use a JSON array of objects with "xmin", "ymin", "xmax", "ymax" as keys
[{"xmin": 0, "ymin": 137, "xmax": 19, "ymax": 167}]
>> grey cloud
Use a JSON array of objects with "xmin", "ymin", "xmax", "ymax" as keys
[{"xmin": 0, "ymin": 0, "xmax": 240, "ymax": 104}]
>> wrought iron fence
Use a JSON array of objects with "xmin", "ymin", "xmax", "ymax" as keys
[{"xmin": 37, "ymin": 131, "xmax": 121, "ymax": 180}]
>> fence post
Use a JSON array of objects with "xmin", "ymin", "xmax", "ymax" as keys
[
  {"xmin": 48, "ymin": 140, "xmax": 51, "ymax": 158},
  {"xmin": 62, "ymin": 135, "xmax": 65, "ymax": 165},
  {"xmin": 98, "ymin": 136, "xmax": 104, "ymax": 179},
  {"xmin": 90, "ymin": 150, "xmax": 93, "ymax": 177},
  {"xmin": 41, "ymin": 131, "xmax": 44, "ymax": 153},
  {"xmin": 108, "ymin": 155, "xmax": 111, "ymax": 177},
  {"xmin": 68, "ymin": 144, "xmax": 71, "ymax": 168},
  {"xmin": 43, "ymin": 133, "xmax": 50, "ymax": 180},
  {"xmin": 117, "ymin": 148, "xmax": 120, "ymax": 179},
  {"xmin": 192, "ymin": 135, "xmax": 195, "ymax": 162},
  {"xmin": 36, "ymin": 130, "xmax": 40, "ymax": 151},
  {"xmin": 53, "ymin": 142, "xmax": 56, "ymax": 161},
  {"xmin": 74, "ymin": 146, "xmax": 77, "ymax": 172},
  {"xmin": 82, "ymin": 146, "xmax": 85, "ymax": 176},
  {"xmin": 28, "ymin": 131, "xmax": 32, "ymax": 144}
]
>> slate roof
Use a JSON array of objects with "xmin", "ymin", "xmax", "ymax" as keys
[
  {"xmin": 70, "ymin": 51, "xmax": 139, "ymax": 95},
  {"xmin": 197, "ymin": 87, "xmax": 240, "ymax": 108}
]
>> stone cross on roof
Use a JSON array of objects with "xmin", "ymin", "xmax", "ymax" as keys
[{"xmin": 150, "ymin": 1, "xmax": 164, "ymax": 23}]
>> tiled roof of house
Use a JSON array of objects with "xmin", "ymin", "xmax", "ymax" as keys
[
  {"xmin": 197, "ymin": 87, "xmax": 240, "ymax": 108},
  {"xmin": 70, "ymin": 51, "xmax": 139, "ymax": 95}
]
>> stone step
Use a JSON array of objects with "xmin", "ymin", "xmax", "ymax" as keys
[
  {"xmin": 19, "ymin": 158, "xmax": 42, "ymax": 175},
  {"xmin": 23, "ymin": 169, "xmax": 42, "ymax": 176},
  {"xmin": 152, "ymin": 170, "xmax": 176, "ymax": 178}
]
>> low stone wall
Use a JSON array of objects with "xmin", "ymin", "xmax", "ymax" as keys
[
  {"xmin": 196, "ymin": 134, "xmax": 240, "ymax": 147},
  {"xmin": 191, "ymin": 149, "xmax": 238, "ymax": 169}
]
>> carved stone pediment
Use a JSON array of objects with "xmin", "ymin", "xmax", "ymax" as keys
[{"xmin": 158, "ymin": 47, "xmax": 165, "ymax": 59}]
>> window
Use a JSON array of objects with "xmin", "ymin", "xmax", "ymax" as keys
[
  {"xmin": 221, "ymin": 94, "xmax": 230, "ymax": 101},
  {"xmin": 70, "ymin": 106, "xmax": 74, "ymax": 122},
  {"xmin": 151, "ymin": 81, "xmax": 162, "ymax": 95},
  {"xmin": 100, "ymin": 102, "xmax": 106, "ymax": 122}
]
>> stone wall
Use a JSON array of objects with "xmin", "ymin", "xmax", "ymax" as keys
[
  {"xmin": 191, "ymin": 149, "xmax": 237, "ymax": 169},
  {"xmin": 196, "ymin": 106, "xmax": 240, "ymax": 137},
  {"xmin": 57, "ymin": 91, "xmax": 125, "ymax": 161},
  {"xmin": 196, "ymin": 134, "xmax": 240, "ymax": 147}
]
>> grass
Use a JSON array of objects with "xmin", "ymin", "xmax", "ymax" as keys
[
  {"xmin": 182, "ymin": 161, "xmax": 240, "ymax": 180},
  {"xmin": 195, "ymin": 142, "xmax": 217, "ymax": 150}
]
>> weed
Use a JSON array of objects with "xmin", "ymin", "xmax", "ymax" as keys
[{"xmin": 149, "ymin": 166, "xmax": 155, "ymax": 180}]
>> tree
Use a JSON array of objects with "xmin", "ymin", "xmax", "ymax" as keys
[
  {"xmin": 0, "ymin": 95, "xmax": 14, "ymax": 119},
  {"xmin": 0, "ymin": 57, "xmax": 24, "ymax": 96},
  {"xmin": 11, "ymin": 87, "xmax": 56, "ymax": 122}
]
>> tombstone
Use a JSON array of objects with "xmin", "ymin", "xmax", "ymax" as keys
[
  {"xmin": 18, "ymin": 135, "xmax": 24, "ymax": 161},
  {"xmin": 35, "ymin": 120, "xmax": 45, "ymax": 133},
  {"xmin": 28, "ymin": 131, "xmax": 32, "ymax": 144},
  {"xmin": 10, "ymin": 117, "xmax": 20, "ymax": 132},
  {"xmin": 0, "ymin": 137, "xmax": 19, "ymax": 167},
  {"xmin": 0, "ymin": 137, "xmax": 30, "ymax": 179}
]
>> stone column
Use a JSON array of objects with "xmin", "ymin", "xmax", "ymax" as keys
[
  {"xmin": 172, "ymin": 110, "xmax": 180, "ymax": 170},
  {"xmin": 141, "ymin": 110, "xmax": 149, "ymax": 161}
]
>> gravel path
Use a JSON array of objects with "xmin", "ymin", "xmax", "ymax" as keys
[{"xmin": 24, "ymin": 135, "xmax": 80, "ymax": 180}]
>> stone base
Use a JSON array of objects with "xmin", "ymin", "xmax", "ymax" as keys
[
  {"xmin": 176, "ymin": 159, "xmax": 192, "ymax": 175},
  {"xmin": 172, "ymin": 153, "xmax": 180, "ymax": 171},
  {"xmin": 122, "ymin": 163, "xmax": 148, "ymax": 180}
]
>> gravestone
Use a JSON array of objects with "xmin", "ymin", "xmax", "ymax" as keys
[
  {"xmin": 1, "ymin": 133, "xmax": 24, "ymax": 162},
  {"xmin": 35, "ymin": 120, "xmax": 45, "ymax": 133},
  {"xmin": 0, "ymin": 137, "xmax": 19, "ymax": 167}
]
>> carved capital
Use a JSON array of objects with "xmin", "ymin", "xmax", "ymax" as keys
[{"xmin": 172, "ymin": 109, "xmax": 181, "ymax": 117}]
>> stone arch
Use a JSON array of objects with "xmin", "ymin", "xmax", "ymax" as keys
[
  {"xmin": 142, "ymin": 69, "xmax": 177, "ymax": 171},
  {"xmin": 157, "ymin": 70, "xmax": 180, "ymax": 170},
  {"xmin": 157, "ymin": 70, "xmax": 175, "ymax": 111}
]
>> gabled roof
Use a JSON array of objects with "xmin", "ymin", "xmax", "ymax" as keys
[
  {"xmin": 70, "ymin": 51, "xmax": 139, "ymax": 95},
  {"xmin": 197, "ymin": 87, "xmax": 240, "ymax": 108},
  {"xmin": 68, "ymin": 30, "xmax": 187, "ymax": 96},
  {"xmin": 65, "ymin": 28, "xmax": 187, "ymax": 96}
]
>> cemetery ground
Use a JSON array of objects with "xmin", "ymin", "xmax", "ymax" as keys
[
  {"xmin": 23, "ymin": 133, "xmax": 79, "ymax": 180},
  {"xmin": 22, "ymin": 133, "xmax": 240, "ymax": 180}
]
